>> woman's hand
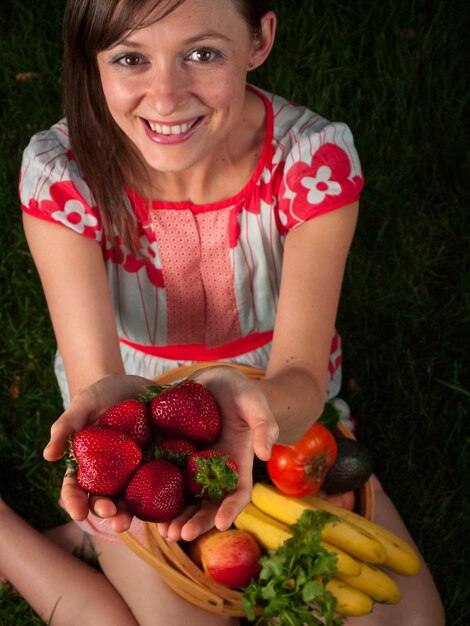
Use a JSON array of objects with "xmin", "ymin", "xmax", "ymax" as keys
[
  {"xmin": 43, "ymin": 373, "xmax": 154, "ymax": 532},
  {"xmin": 157, "ymin": 365, "xmax": 279, "ymax": 542}
]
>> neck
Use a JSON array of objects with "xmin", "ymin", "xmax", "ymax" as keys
[{"xmin": 144, "ymin": 90, "xmax": 267, "ymax": 205}]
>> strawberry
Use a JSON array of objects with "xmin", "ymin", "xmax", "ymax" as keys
[
  {"xmin": 154, "ymin": 438, "xmax": 198, "ymax": 468},
  {"xmin": 125, "ymin": 459, "xmax": 186, "ymax": 522},
  {"xmin": 147, "ymin": 380, "xmax": 221, "ymax": 445},
  {"xmin": 98, "ymin": 398, "xmax": 152, "ymax": 447},
  {"xmin": 186, "ymin": 450, "xmax": 239, "ymax": 501},
  {"xmin": 71, "ymin": 424, "xmax": 142, "ymax": 496}
]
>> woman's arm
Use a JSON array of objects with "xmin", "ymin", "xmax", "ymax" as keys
[
  {"xmin": 170, "ymin": 201, "xmax": 359, "ymax": 540},
  {"xmin": 259, "ymin": 200, "xmax": 359, "ymax": 442},
  {"xmin": 23, "ymin": 213, "xmax": 152, "ymax": 526},
  {"xmin": 22, "ymin": 212, "xmax": 124, "ymax": 398}
]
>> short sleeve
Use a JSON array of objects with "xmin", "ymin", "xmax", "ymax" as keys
[
  {"xmin": 19, "ymin": 121, "xmax": 102, "ymax": 241},
  {"xmin": 277, "ymin": 122, "xmax": 364, "ymax": 231}
]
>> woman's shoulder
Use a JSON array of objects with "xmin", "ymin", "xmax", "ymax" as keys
[
  {"xmin": 254, "ymin": 86, "xmax": 356, "ymax": 151},
  {"xmin": 19, "ymin": 119, "xmax": 102, "ymax": 240},
  {"xmin": 252, "ymin": 88, "xmax": 364, "ymax": 230}
]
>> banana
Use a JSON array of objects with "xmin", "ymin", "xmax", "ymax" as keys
[
  {"xmin": 324, "ymin": 577, "xmax": 374, "ymax": 616},
  {"xmin": 337, "ymin": 563, "xmax": 401, "ymax": 604},
  {"xmin": 251, "ymin": 483, "xmax": 387, "ymax": 564},
  {"xmin": 321, "ymin": 540, "xmax": 362, "ymax": 578},
  {"xmin": 235, "ymin": 502, "xmax": 362, "ymax": 577},
  {"xmin": 304, "ymin": 494, "xmax": 421, "ymax": 576},
  {"xmin": 235, "ymin": 502, "xmax": 290, "ymax": 549}
]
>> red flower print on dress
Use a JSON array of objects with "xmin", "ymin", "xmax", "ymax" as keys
[
  {"xmin": 301, "ymin": 165, "xmax": 341, "ymax": 204},
  {"xmin": 103, "ymin": 234, "xmax": 125, "ymax": 264},
  {"xmin": 123, "ymin": 241, "xmax": 165, "ymax": 288},
  {"xmin": 51, "ymin": 199, "xmax": 99, "ymax": 236},
  {"xmin": 279, "ymin": 143, "xmax": 362, "ymax": 229}
]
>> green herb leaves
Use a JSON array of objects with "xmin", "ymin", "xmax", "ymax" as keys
[{"xmin": 242, "ymin": 510, "xmax": 344, "ymax": 626}]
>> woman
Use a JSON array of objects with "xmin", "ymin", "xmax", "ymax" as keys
[{"xmin": 1, "ymin": 1, "xmax": 444, "ymax": 624}]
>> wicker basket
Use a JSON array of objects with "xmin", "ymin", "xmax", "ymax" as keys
[{"xmin": 121, "ymin": 363, "xmax": 375, "ymax": 616}]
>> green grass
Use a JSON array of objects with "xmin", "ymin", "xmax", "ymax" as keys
[{"xmin": 1, "ymin": 0, "xmax": 468, "ymax": 624}]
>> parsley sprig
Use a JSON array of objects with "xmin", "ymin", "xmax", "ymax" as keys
[{"xmin": 242, "ymin": 510, "xmax": 344, "ymax": 626}]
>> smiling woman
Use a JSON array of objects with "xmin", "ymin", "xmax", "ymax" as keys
[
  {"xmin": 64, "ymin": 0, "xmax": 275, "ymax": 248},
  {"xmin": 1, "ymin": 0, "xmax": 446, "ymax": 625},
  {"xmin": 95, "ymin": 3, "xmax": 272, "ymax": 192}
]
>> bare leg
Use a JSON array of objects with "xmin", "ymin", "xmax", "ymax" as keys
[
  {"xmin": 91, "ymin": 534, "xmax": 239, "ymax": 626},
  {"xmin": 0, "ymin": 497, "xmax": 137, "ymax": 626},
  {"xmin": 342, "ymin": 488, "xmax": 445, "ymax": 626},
  {"xmin": 44, "ymin": 520, "xmax": 95, "ymax": 559}
]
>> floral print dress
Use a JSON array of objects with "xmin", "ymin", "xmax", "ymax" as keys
[{"xmin": 19, "ymin": 85, "xmax": 364, "ymax": 408}]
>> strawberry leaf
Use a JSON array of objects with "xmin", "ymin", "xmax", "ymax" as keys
[
  {"xmin": 193, "ymin": 454, "xmax": 239, "ymax": 500},
  {"xmin": 138, "ymin": 384, "xmax": 170, "ymax": 402},
  {"xmin": 154, "ymin": 445, "xmax": 191, "ymax": 468},
  {"xmin": 64, "ymin": 436, "xmax": 77, "ymax": 478}
]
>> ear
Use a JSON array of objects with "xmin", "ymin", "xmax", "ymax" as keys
[{"xmin": 249, "ymin": 11, "xmax": 277, "ymax": 70}]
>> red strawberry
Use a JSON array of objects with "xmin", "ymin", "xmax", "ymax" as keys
[
  {"xmin": 125, "ymin": 459, "xmax": 186, "ymax": 522},
  {"xmin": 98, "ymin": 399, "xmax": 152, "ymax": 447},
  {"xmin": 71, "ymin": 424, "xmax": 142, "ymax": 496},
  {"xmin": 147, "ymin": 380, "xmax": 221, "ymax": 445},
  {"xmin": 186, "ymin": 450, "xmax": 239, "ymax": 501},
  {"xmin": 154, "ymin": 438, "xmax": 198, "ymax": 467}
]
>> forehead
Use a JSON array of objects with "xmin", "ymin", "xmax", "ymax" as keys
[{"xmin": 104, "ymin": 0, "xmax": 243, "ymax": 47}]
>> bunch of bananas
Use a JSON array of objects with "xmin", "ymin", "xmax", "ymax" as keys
[{"xmin": 234, "ymin": 483, "xmax": 421, "ymax": 617}]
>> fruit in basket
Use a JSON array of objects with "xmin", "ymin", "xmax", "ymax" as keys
[
  {"xmin": 192, "ymin": 528, "xmax": 262, "ymax": 588},
  {"xmin": 267, "ymin": 421, "xmax": 337, "ymax": 497},
  {"xmin": 322, "ymin": 438, "xmax": 374, "ymax": 494},
  {"xmin": 125, "ymin": 459, "xmax": 186, "ymax": 522},
  {"xmin": 235, "ymin": 502, "xmax": 362, "ymax": 577},
  {"xmin": 69, "ymin": 424, "xmax": 142, "ymax": 496},
  {"xmin": 186, "ymin": 450, "xmax": 239, "ymax": 500},
  {"xmin": 146, "ymin": 380, "xmax": 221, "ymax": 445},
  {"xmin": 98, "ymin": 398, "xmax": 152, "ymax": 447},
  {"xmin": 252, "ymin": 483, "xmax": 387, "ymax": 564},
  {"xmin": 304, "ymin": 492, "xmax": 422, "ymax": 576}
]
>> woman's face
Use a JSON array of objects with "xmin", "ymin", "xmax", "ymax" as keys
[{"xmin": 97, "ymin": 0, "xmax": 262, "ymax": 178}]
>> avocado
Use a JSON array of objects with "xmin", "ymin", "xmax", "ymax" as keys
[{"xmin": 323, "ymin": 438, "xmax": 374, "ymax": 494}]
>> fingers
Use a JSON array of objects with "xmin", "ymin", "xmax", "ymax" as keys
[
  {"xmin": 105, "ymin": 498, "xmax": 134, "ymax": 533},
  {"xmin": 252, "ymin": 419, "xmax": 279, "ymax": 461},
  {"xmin": 179, "ymin": 501, "xmax": 220, "ymax": 542},
  {"xmin": 157, "ymin": 502, "xmax": 214, "ymax": 542},
  {"xmin": 43, "ymin": 419, "xmax": 75, "ymax": 461},
  {"xmin": 89, "ymin": 494, "xmax": 118, "ymax": 520},
  {"xmin": 60, "ymin": 476, "xmax": 91, "ymax": 521},
  {"xmin": 43, "ymin": 388, "xmax": 98, "ymax": 461}
]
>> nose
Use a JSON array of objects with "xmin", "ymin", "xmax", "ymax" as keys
[{"xmin": 146, "ymin": 63, "xmax": 188, "ymax": 117}]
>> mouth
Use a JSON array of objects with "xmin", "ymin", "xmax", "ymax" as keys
[
  {"xmin": 146, "ymin": 117, "xmax": 201, "ymax": 135},
  {"xmin": 141, "ymin": 116, "xmax": 204, "ymax": 144}
]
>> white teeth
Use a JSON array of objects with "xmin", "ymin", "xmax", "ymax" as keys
[{"xmin": 147, "ymin": 120, "xmax": 195, "ymax": 134}]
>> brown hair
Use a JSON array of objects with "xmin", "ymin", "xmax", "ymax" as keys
[{"xmin": 62, "ymin": 0, "xmax": 272, "ymax": 252}]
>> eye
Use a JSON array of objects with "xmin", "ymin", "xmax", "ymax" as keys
[
  {"xmin": 113, "ymin": 53, "xmax": 146, "ymax": 67},
  {"xmin": 186, "ymin": 47, "xmax": 220, "ymax": 63}
]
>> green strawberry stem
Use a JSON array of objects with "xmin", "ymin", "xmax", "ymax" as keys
[
  {"xmin": 138, "ymin": 384, "xmax": 172, "ymax": 402},
  {"xmin": 64, "ymin": 437, "xmax": 77, "ymax": 478},
  {"xmin": 154, "ymin": 445, "xmax": 191, "ymax": 468},
  {"xmin": 194, "ymin": 455, "xmax": 239, "ymax": 500}
]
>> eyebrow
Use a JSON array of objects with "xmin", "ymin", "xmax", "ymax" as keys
[{"xmin": 114, "ymin": 30, "xmax": 233, "ymax": 49}]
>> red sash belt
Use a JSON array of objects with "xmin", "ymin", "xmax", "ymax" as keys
[{"xmin": 119, "ymin": 331, "xmax": 273, "ymax": 361}]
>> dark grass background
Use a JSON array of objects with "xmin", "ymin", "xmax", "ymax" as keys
[{"xmin": 0, "ymin": 0, "xmax": 468, "ymax": 624}]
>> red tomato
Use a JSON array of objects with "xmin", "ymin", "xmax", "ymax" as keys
[{"xmin": 267, "ymin": 422, "xmax": 337, "ymax": 497}]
